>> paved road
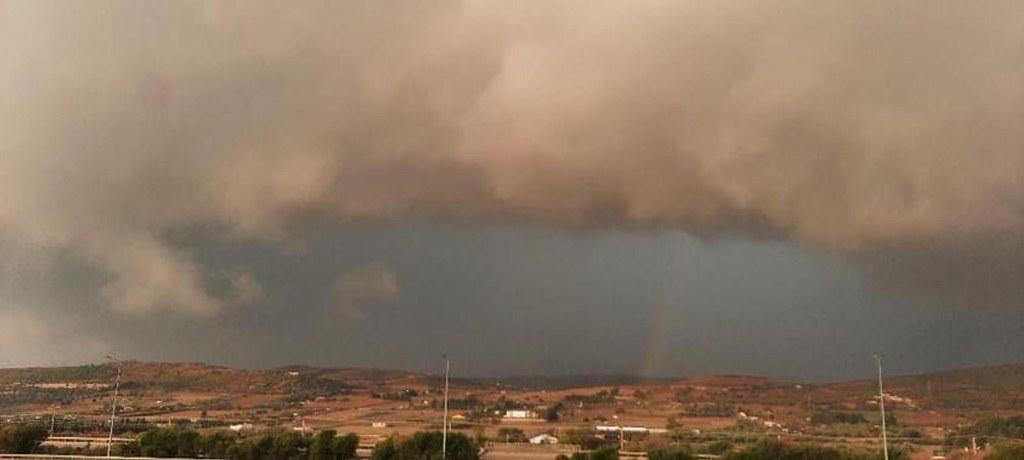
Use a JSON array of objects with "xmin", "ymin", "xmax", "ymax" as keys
[{"xmin": 482, "ymin": 451, "xmax": 562, "ymax": 459}]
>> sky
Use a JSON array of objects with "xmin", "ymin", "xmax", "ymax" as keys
[{"xmin": 2, "ymin": 1, "xmax": 1024, "ymax": 381}]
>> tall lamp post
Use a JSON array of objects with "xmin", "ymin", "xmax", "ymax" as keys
[
  {"xmin": 105, "ymin": 355, "xmax": 122, "ymax": 459},
  {"xmin": 874, "ymin": 355, "xmax": 889, "ymax": 460},
  {"xmin": 442, "ymin": 354, "xmax": 450, "ymax": 459}
]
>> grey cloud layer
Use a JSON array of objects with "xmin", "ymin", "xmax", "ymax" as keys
[
  {"xmin": 332, "ymin": 262, "xmax": 400, "ymax": 316},
  {"xmin": 2, "ymin": 1, "xmax": 1024, "ymax": 313}
]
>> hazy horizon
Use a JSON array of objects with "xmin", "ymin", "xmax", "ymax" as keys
[{"xmin": 12, "ymin": 349, "xmax": 1024, "ymax": 385}]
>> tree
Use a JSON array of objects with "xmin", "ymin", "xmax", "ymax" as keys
[
  {"xmin": 332, "ymin": 433, "xmax": 359, "ymax": 459},
  {"xmin": 570, "ymin": 446, "xmax": 619, "ymax": 460},
  {"xmin": 723, "ymin": 440, "xmax": 906, "ymax": 460},
  {"xmin": 225, "ymin": 432, "xmax": 277, "ymax": 460},
  {"xmin": 810, "ymin": 411, "xmax": 868, "ymax": 425},
  {"xmin": 372, "ymin": 438, "xmax": 398, "ymax": 460},
  {"xmin": 987, "ymin": 443, "xmax": 1024, "ymax": 460},
  {"xmin": 724, "ymin": 440, "xmax": 790, "ymax": 460},
  {"xmin": 0, "ymin": 425, "xmax": 48, "ymax": 454},
  {"xmin": 373, "ymin": 431, "xmax": 479, "ymax": 460},
  {"xmin": 177, "ymin": 429, "xmax": 202, "ymax": 458},
  {"xmin": 497, "ymin": 428, "xmax": 526, "ymax": 443},
  {"xmin": 226, "ymin": 436, "xmax": 270, "ymax": 460},
  {"xmin": 203, "ymin": 431, "xmax": 238, "ymax": 459},
  {"xmin": 269, "ymin": 431, "xmax": 307, "ymax": 460},
  {"xmin": 648, "ymin": 445, "xmax": 695, "ymax": 460},
  {"xmin": 961, "ymin": 416, "xmax": 1024, "ymax": 439},
  {"xmin": 139, "ymin": 426, "xmax": 200, "ymax": 457},
  {"xmin": 309, "ymin": 430, "xmax": 337, "ymax": 460},
  {"xmin": 545, "ymin": 403, "xmax": 563, "ymax": 422},
  {"xmin": 561, "ymin": 429, "xmax": 608, "ymax": 450},
  {"xmin": 724, "ymin": 440, "xmax": 844, "ymax": 460},
  {"xmin": 135, "ymin": 426, "xmax": 210, "ymax": 458},
  {"xmin": 704, "ymin": 440, "xmax": 732, "ymax": 455}
]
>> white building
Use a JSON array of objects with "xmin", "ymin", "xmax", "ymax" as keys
[
  {"xmin": 595, "ymin": 426, "xmax": 667, "ymax": 434},
  {"xmin": 529, "ymin": 434, "xmax": 559, "ymax": 445},
  {"xmin": 504, "ymin": 410, "xmax": 537, "ymax": 419}
]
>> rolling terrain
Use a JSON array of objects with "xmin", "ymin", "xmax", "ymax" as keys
[{"xmin": 0, "ymin": 362, "xmax": 1022, "ymax": 458}]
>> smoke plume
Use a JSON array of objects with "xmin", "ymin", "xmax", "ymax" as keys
[{"xmin": 2, "ymin": 1, "xmax": 1024, "ymax": 313}]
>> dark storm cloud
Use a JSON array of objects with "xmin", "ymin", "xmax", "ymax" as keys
[
  {"xmin": 7, "ymin": 224, "xmax": 1021, "ymax": 380},
  {"xmin": 331, "ymin": 262, "xmax": 400, "ymax": 317},
  {"xmin": 2, "ymin": 0, "xmax": 1024, "ymax": 322},
  {"xmin": 857, "ymin": 235, "xmax": 1024, "ymax": 309}
]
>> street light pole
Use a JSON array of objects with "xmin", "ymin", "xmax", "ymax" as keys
[
  {"xmin": 874, "ymin": 355, "xmax": 889, "ymax": 460},
  {"xmin": 442, "ymin": 354, "xmax": 450, "ymax": 459},
  {"xmin": 106, "ymin": 356, "xmax": 122, "ymax": 459}
]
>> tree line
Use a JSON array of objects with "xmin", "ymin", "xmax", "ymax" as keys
[
  {"xmin": 371, "ymin": 431, "xmax": 479, "ymax": 460},
  {"xmin": 128, "ymin": 427, "xmax": 481, "ymax": 460},
  {"xmin": 0, "ymin": 425, "xmax": 48, "ymax": 454},
  {"xmin": 556, "ymin": 440, "xmax": 909, "ymax": 460},
  {"xmin": 118, "ymin": 426, "xmax": 358, "ymax": 459},
  {"xmin": 0, "ymin": 422, "xmax": 485, "ymax": 460}
]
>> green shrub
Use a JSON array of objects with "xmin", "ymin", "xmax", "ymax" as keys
[
  {"xmin": 649, "ymin": 444, "xmax": 695, "ymax": 460},
  {"xmin": 987, "ymin": 443, "xmax": 1024, "ymax": 460},
  {"xmin": 372, "ymin": 431, "xmax": 478, "ymax": 460},
  {"xmin": 0, "ymin": 425, "xmax": 48, "ymax": 454}
]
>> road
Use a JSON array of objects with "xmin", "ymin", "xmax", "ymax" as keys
[{"xmin": 482, "ymin": 451, "xmax": 563, "ymax": 459}]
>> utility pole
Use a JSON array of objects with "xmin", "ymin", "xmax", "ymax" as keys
[
  {"xmin": 874, "ymin": 355, "xmax": 889, "ymax": 460},
  {"xmin": 442, "ymin": 354, "xmax": 450, "ymax": 459},
  {"xmin": 106, "ymin": 355, "xmax": 122, "ymax": 459},
  {"xmin": 806, "ymin": 390, "xmax": 812, "ymax": 422}
]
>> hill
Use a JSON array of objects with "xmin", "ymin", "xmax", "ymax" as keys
[
  {"xmin": 819, "ymin": 364, "xmax": 1024, "ymax": 412},
  {"xmin": 0, "ymin": 360, "xmax": 1022, "ymax": 432}
]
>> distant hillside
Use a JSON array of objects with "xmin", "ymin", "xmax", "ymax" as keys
[
  {"xmin": 2, "ymin": 361, "xmax": 1024, "ymax": 411},
  {"xmin": 0, "ymin": 362, "xmax": 296, "ymax": 393},
  {"xmin": 674, "ymin": 374, "xmax": 790, "ymax": 388},
  {"xmin": 491, "ymin": 373, "xmax": 679, "ymax": 390},
  {"xmin": 821, "ymin": 364, "xmax": 1024, "ymax": 411},
  {"xmin": 0, "ymin": 362, "xmax": 480, "ymax": 394},
  {"xmin": 0, "ymin": 363, "xmax": 117, "ymax": 385}
]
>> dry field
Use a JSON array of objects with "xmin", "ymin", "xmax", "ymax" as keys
[{"xmin": 1, "ymin": 361, "xmax": 1022, "ymax": 458}]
